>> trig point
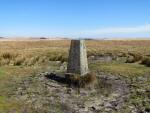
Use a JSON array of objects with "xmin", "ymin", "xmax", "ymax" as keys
[{"xmin": 67, "ymin": 40, "xmax": 89, "ymax": 76}]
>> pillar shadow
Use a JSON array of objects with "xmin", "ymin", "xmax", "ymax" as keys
[
  {"xmin": 45, "ymin": 73, "xmax": 67, "ymax": 84},
  {"xmin": 45, "ymin": 73, "xmax": 80, "ymax": 88}
]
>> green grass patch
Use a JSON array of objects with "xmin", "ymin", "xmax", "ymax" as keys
[
  {"xmin": 0, "ymin": 64, "xmax": 55, "ymax": 112},
  {"xmin": 0, "ymin": 96, "xmax": 22, "ymax": 113},
  {"xmin": 90, "ymin": 61, "xmax": 150, "ymax": 76},
  {"xmin": 0, "ymin": 68, "xmax": 6, "ymax": 79}
]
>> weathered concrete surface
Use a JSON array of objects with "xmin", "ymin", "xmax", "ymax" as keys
[{"xmin": 67, "ymin": 40, "xmax": 89, "ymax": 75}]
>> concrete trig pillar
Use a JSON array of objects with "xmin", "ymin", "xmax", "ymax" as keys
[{"xmin": 67, "ymin": 40, "xmax": 89, "ymax": 76}]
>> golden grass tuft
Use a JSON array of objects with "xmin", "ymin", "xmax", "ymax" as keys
[
  {"xmin": 80, "ymin": 72, "xmax": 97, "ymax": 86},
  {"xmin": 0, "ymin": 40, "xmax": 150, "ymax": 66},
  {"xmin": 141, "ymin": 56, "xmax": 150, "ymax": 66},
  {"xmin": 14, "ymin": 56, "xmax": 25, "ymax": 66},
  {"xmin": 126, "ymin": 53, "xmax": 143, "ymax": 63},
  {"xmin": 0, "ymin": 51, "xmax": 18, "ymax": 60},
  {"xmin": 0, "ymin": 59, "xmax": 10, "ymax": 66},
  {"xmin": 66, "ymin": 72, "xmax": 97, "ymax": 88}
]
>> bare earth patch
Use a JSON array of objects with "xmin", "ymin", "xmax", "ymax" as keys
[{"xmin": 9, "ymin": 71, "xmax": 129, "ymax": 113}]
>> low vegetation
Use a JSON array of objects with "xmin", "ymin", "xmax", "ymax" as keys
[
  {"xmin": 0, "ymin": 39, "xmax": 150, "ymax": 112},
  {"xmin": 66, "ymin": 72, "xmax": 97, "ymax": 88},
  {"xmin": 141, "ymin": 56, "xmax": 150, "ymax": 66},
  {"xmin": 0, "ymin": 40, "xmax": 150, "ymax": 66}
]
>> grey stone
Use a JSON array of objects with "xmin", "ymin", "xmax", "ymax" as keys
[{"xmin": 67, "ymin": 40, "xmax": 89, "ymax": 75}]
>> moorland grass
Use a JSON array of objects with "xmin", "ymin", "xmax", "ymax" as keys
[
  {"xmin": 0, "ymin": 40, "xmax": 150, "ymax": 112},
  {"xmin": 1, "ymin": 40, "xmax": 150, "ymax": 66},
  {"xmin": 141, "ymin": 56, "xmax": 150, "ymax": 66},
  {"xmin": 89, "ymin": 61, "xmax": 150, "ymax": 76}
]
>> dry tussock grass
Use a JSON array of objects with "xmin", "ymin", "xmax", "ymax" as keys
[
  {"xmin": 141, "ymin": 56, "xmax": 150, "ymax": 66},
  {"xmin": 0, "ymin": 40, "xmax": 150, "ymax": 66},
  {"xmin": 66, "ymin": 72, "xmax": 97, "ymax": 88}
]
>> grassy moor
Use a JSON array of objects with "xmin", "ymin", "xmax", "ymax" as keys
[{"xmin": 0, "ymin": 39, "xmax": 150, "ymax": 113}]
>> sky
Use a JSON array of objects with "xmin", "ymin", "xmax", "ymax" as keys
[{"xmin": 0, "ymin": 0, "xmax": 150, "ymax": 38}]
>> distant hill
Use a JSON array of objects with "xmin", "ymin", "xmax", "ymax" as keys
[
  {"xmin": 39, "ymin": 37, "xmax": 47, "ymax": 39},
  {"xmin": 29, "ymin": 37, "xmax": 48, "ymax": 39}
]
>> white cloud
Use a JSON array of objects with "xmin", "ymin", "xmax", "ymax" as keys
[{"xmin": 79, "ymin": 24, "xmax": 150, "ymax": 38}]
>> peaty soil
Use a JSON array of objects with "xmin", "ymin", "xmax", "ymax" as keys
[{"xmin": 8, "ymin": 72, "xmax": 130, "ymax": 113}]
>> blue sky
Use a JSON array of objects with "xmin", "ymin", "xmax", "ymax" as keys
[{"xmin": 0, "ymin": 0, "xmax": 150, "ymax": 38}]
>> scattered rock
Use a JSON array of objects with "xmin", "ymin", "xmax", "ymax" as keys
[{"xmin": 9, "ymin": 72, "xmax": 130, "ymax": 113}]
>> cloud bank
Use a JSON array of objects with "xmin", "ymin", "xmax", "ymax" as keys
[{"xmin": 78, "ymin": 24, "xmax": 150, "ymax": 38}]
